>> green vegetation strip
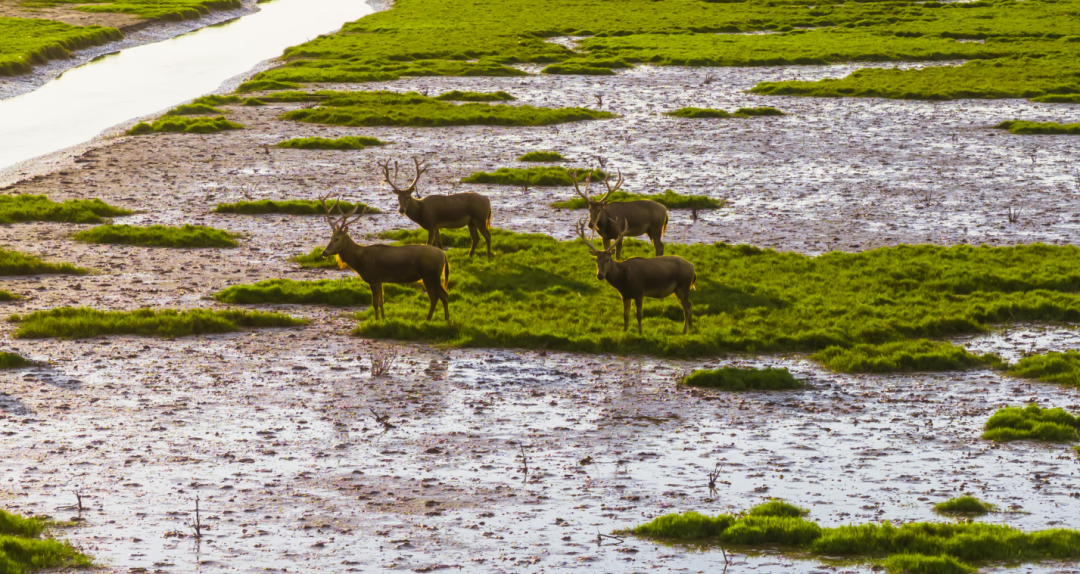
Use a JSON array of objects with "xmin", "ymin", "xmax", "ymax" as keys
[
  {"xmin": 215, "ymin": 278, "xmax": 370, "ymax": 306},
  {"xmin": 0, "ymin": 17, "xmax": 122, "ymax": 76},
  {"xmin": 276, "ymin": 136, "xmax": 386, "ymax": 150},
  {"xmin": 280, "ymin": 91, "xmax": 613, "ymax": 128},
  {"xmin": 435, "ymin": 90, "xmax": 514, "ymax": 101},
  {"xmin": 213, "ymin": 199, "xmax": 378, "ymax": 215},
  {"xmin": 983, "ymin": 404, "xmax": 1080, "ymax": 443},
  {"xmin": 666, "ymin": 107, "xmax": 784, "ymax": 119},
  {"xmin": 626, "ymin": 500, "xmax": 1080, "ymax": 572},
  {"xmin": 128, "ymin": 116, "xmax": 242, "ymax": 135},
  {"xmin": 164, "ymin": 103, "xmax": 222, "ymax": 116},
  {"xmin": 995, "ymin": 121, "xmax": 1080, "ymax": 135},
  {"xmin": 1009, "ymin": 351, "xmax": 1080, "ymax": 388},
  {"xmin": 812, "ymin": 340, "xmax": 1000, "ymax": 374},
  {"xmin": 462, "ymin": 167, "xmax": 605, "ymax": 186},
  {"xmin": 73, "ymin": 224, "xmax": 239, "ymax": 248},
  {"xmin": 934, "ymin": 497, "xmax": 997, "ymax": 515},
  {"xmin": 680, "ymin": 366, "xmax": 803, "ymax": 391},
  {"xmin": 0, "ymin": 290, "xmax": 17, "ymax": 302},
  {"xmin": 332, "ymin": 229, "xmax": 1080, "ymax": 361},
  {"xmin": 0, "ymin": 194, "xmax": 129, "ymax": 224},
  {"xmin": 0, "ymin": 248, "xmax": 87, "ymax": 276},
  {"xmin": 0, "ymin": 508, "xmax": 90, "ymax": 573},
  {"xmin": 0, "ymin": 353, "xmax": 31, "ymax": 369},
  {"xmin": 291, "ymin": 247, "xmax": 338, "ymax": 269},
  {"xmin": 9, "ymin": 308, "xmax": 305, "ymax": 339},
  {"xmin": 21, "ymin": 0, "xmax": 242, "ymax": 21},
  {"xmin": 518, "ymin": 151, "xmax": 566, "ymax": 162},
  {"xmin": 551, "ymin": 189, "xmax": 721, "ymax": 210}
]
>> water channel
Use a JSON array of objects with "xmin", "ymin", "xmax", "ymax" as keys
[{"xmin": 0, "ymin": 0, "xmax": 375, "ymax": 172}]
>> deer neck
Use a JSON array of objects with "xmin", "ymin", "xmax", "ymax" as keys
[
  {"xmin": 403, "ymin": 194, "xmax": 423, "ymax": 222},
  {"xmin": 335, "ymin": 235, "xmax": 366, "ymax": 273},
  {"xmin": 602, "ymin": 260, "xmax": 629, "ymax": 289}
]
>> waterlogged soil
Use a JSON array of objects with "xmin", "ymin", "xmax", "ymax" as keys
[
  {"xmin": 0, "ymin": 58, "xmax": 1079, "ymax": 573},
  {"xmin": 0, "ymin": 0, "xmax": 145, "ymax": 30}
]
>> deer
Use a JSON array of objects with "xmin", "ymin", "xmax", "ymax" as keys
[
  {"xmin": 569, "ymin": 168, "xmax": 668, "ymax": 260},
  {"xmin": 575, "ymin": 219, "xmax": 695, "ymax": 335},
  {"xmin": 318, "ymin": 193, "xmax": 450, "ymax": 321},
  {"xmin": 379, "ymin": 157, "xmax": 493, "ymax": 258}
]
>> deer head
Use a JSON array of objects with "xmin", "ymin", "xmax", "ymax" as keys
[
  {"xmin": 575, "ymin": 218, "xmax": 628, "ymax": 280},
  {"xmin": 319, "ymin": 192, "xmax": 365, "ymax": 257},
  {"xmin": 569, "ymin": 168, "xmax": 623, "ymax": 231},
  {"xmin": 379, "ymin": 157, "xmax": 429, "ymax": 214}
]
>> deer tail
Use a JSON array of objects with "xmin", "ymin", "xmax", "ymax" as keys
[
  {"xmin": 442, "ymin": 258, "xmax": 451, "ymax": 292},
  {"xmin": 690, "ymin": 271, "xmax": 697, "ymax": 291},
  {"xmin": 661, "ymin": 212, "xmax": 669, "ymax": 239},
  {"xmin": 486, "ymin": 206, "xmax": 492, "ymax": 228}
]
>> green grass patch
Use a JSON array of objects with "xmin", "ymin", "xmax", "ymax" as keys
[
  {"xmin": 666, "ymin": 106, "xmax": 785, "ymax": 119},
  {"xmin": 349, "ymin": 229, "xmax": 1080, "ymax": 360},
  {"xmin": 0, "ymin": 353, "xmax": 31, "ymax": 370},
  {"xmin": 191, "ymin": 95, "xmax": 242, "ymax": 106},
  {"xmin": 812, "ymin": 340, "xmax": 1001, "ymax": 373},
  {"xmin": 127, "ymin": 115, "xmax": 242, "ymax": 135},
  {"xmin": 280, "ymin": 91, "xmax": 613, "ymax": 128},
  {"xmin": 72, "ymin": 224, "xmax": 239, "ymax": 248},
  {"xmin": 881, "ymin": 554, "xmax": 974, "ymax": 574},
  {"xmin": 551, "ymin": 189, "xmax": 722, "ymax": 210},
  {"xmin": 290, "ymin": 247, "xmax": 338, "ymax": 269},
  {"xmin": 1009, "ymin": 351, "xmax": 1080, "ymax": 388},
  {"xmin": 0, "ymin": 510, "xmax": 45, "ymax": 538},
  {"xmin": 9, "ymin": 307, "xmax": 305, "ymax": 339},
  {"xmin": 461, "ymin": 166, "xmax": 605, "ymax": 186},
  {"xmin": 933, "ymin": 497, "xmax": 997, "ymax": 515},
  {"xmin": 1031, "ymin": 94, "xmax": 1080, "ymax": 104},
  {"xmin": 0, "ymin": 17, "xmax": 122, "ymax": 76},
  {"xmin": 435, "ymin": 90, "xmax": 514, "ymax": 101},
  {"xmin": 628, "ymin": 511, "xmax": 736, "ymax": 540},
  {"xmin": 0, "ymin": 508, "xmax": 90, "ymax": 574},
  {"xmin": 275, "ymin": 136, "xmax": 386, "ymax": 150},
  {"xmin": 982, "ymin": 404, "xmax": 1080, "ymax": 443},
  {"xmin": 164, "ymin": 103, "xmax": 222, "ymax": 116},
  {"xmin": 0, "ymin": 194, "xmax": 130, "ymax": 224},
  {"xmin": 0, "ymin": 248, "xmax": 87, "ymax": 276},
  {"xmin": 680, "ymin": 367, "xmax": 804, "ymax": 391},
  {"xmin": 0, "ymin": 290, "xmax": 17, "ymax": 302},
  {"xmin": 213, "ymin": 198, "xmax": 378, "ymax": 215},
  {"xmin": 22, "ymin": 0, "xmax": 243, "ymax": 21},
  {"xmin": 748, "ymin": 499, "xmax": 810, "ymax": 518},
  {"xmin": 994, "ymin": 121, "xmax": 1080, "ymax": 135},
  {"xmin": 241, "ymin": 60, "xmax": 525, "ymax": 90},
  {"xmin": 214, "ymin": 278, "xmax": 370, "ymax": 306},
  {"xmin": 541, "ymin": 62, "xmax": 615, "ymax": 75},
  {"xmin": 518, "ymin": 151, "xmax": 566, "ymax": 162}
]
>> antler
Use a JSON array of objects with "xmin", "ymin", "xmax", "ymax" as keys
[
  {"xmin": 606, "ymin": 217, "xmax": 630, "ymax": 253},
  {"xmin": 317, "ymin": 191, "xmax": 340, "ymax": 228},
  {"xmin": 574, "ymin": 219, "xmax": 601, "ymax": 255},
  {"xmin": 598, "ymin": 168, "xmax": 623, "ymax": 203},
  {"xmin": 567, "ymin": 169, "xmax": 593, "ymax": 202},
  {"xmin": 318, "ymin": 193, "xmax": 365, "ymax": 230},
  {"xmin": 378, "ymin": 157, "xmax": 429, "ymax": 196}
]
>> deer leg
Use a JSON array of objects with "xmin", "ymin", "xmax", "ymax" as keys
[
  {"xmin": 651, "ymin": 232, "xmax": 664, "ymax": 256},
  {"xmin": 424, "ymin": 279, "xmax": 438, "ymax": 321},
  {"xmin": 634, "ymin": 296, "xmax": 644, "ymax": 335},
  {"xmin": 426, "ymin": 228, "xmax": 438, "ymax": 247},
  {"xmin": 678, "ymin": 289, "xmax": 693, "ymax": 334},
  {"xmin": 371, "ymin": 283, "xmax": 384, "ymax": 320},
  {"xmin": 467, "ymin": 224, "xmax": 480, "ymax": 257},
  {"xmin": 622, "ymin": 299, "xmax": 631, "ymax": 332},
  {"xmin": 440, "ymin": 283, "xmax": 450, "ymax": 320},
  {"xmin": 480, "ymin": 224, "xmax": 492, "ymax": 258}
]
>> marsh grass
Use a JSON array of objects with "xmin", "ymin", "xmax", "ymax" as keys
[
  {"xmin": 73, "ymin": 224, "xmax": 239, "ymax": 248},
  {"xmin": 982, "ymin": 404, "xmax": 1080, "ymax": 443},
  {"xmin": 275, "ymin": 136, "xmax": 386, "ymax": 150},
  {"xmin": 290, "ymin": 247, "xmax": 338, "ymax": 269},
  {"xmin": 995, "ymin": 121, "xmax": 1080, "ymax": 135},
  {"xmin": 9, "ymin": 308, "xmax": 305, "ymax": 339},
  {"xmin": 347, "ymin": 229, "xmax": 1080, "ymax": 361},
  {"xmin": 281, "ymin": 91, "xmax": 613, "ymax": 128},
  {"xmin": 435, "ymin": 90, "xmax": 515, "ymax": 101},
  {"xmin": 0, "ymin": 352, "xmax": 31, "ymax": 370},
  {"xmin": 881, "ymin": 554, "xmax": 974, "ymax": 574},
  {"xmin": 933, "ymin": 497, "xmax": 997, "ymax": 515},
  {"xmin": 214, "ymin": 278, "xmax": 371, "ymax": 306},
  {"xmin": 680, "ymin": 367, "xmax": 804, "ymax": 391},
  {"xmin": 1009, "ymin": 351, "xmax": 1080, "ymax": 388},
  {"xmin": 518, "ymin": 151, "xmax": 567, "ymax": 162},
  {"xmin": 666, "ymin": 106, "xmax": 785, "ymax": 119},
  {"xmin": 192, "ymin": 95, "xmax": 242, "ymax": 106},
  {"xmin": 213, "ymin": 199, "xmax": 378, "ymax": 215},
  {"xmin": 0, "ymin": 248, "xmax": 87, "ymax": 276},
  {"xmin": 127, "ymin": 116, "xmax": 242, "ymax": 135},
  {"xmin": 25, "ymin": 0, "xmax": 243, "ymax": 20},
  {"xmin": 0, "ymin": 508, "xmax": 90, "ymax": 573},
  {"xmin": 748, "ymin": 499, "xmax": 810, "ymax": 518},
  {"xmin": 164, "ymin": 103, "xmax": 222, "ymax": 116},
  {"xmin": 551, "ymin": 190, "xmax": 722, "ymax": 210},
  {"xmin": 812, "ymin": 340, "xmax": 1001, "ymax": 373},
  {"xmin": 0, "ymin": 17, "xmax": 122, "ymax": 76},
  {"xmin": 462, "ymin": 166, "xmax": 605, "ymax": 186},
  {"xmin": 628, "ymin": 511, "xmax": 735, "ymax": 540},
  {"xmin": 0, "ymin": 290, "xmax": 17, "ymax": 302},
  {"xmin": 241, "ymin": 60, "xmax": 525, "ymax": 90},
  {"xmin": 0, "ymin": 194, "xmax": 130, "ymax": 224},
  {"xmin": 541, "ymin": 62, "xmax": 616, "ymax": 75}
]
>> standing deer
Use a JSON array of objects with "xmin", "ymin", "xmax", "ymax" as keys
[
  {"xmin": 570, "ymin": 169, "xmax": 668, "ymax": 260},
  {"xmin": 318, "ymin": 193, "xmax": 450, "ymax": 321},
  {"xmin": 379, "ymin": 157, "xmax": 493, "ymax": 258},
  {"xmin": 575, "ymin": 219, "xmax": 695, "ymax": 335}
]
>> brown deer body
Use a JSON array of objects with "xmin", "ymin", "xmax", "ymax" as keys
[
  {"xmin": 319, "ymin": 195, "xmax": 450, "ymax": 321},
  {"xmin": 576, "ymin": 220, "xmax": 694, "ymax": 334},
  {"xmin": 380, "ymin": 158, "xmax": 493, "ymax": 258},
  {"xmin": 571, "ymin": 169, "xmax": 668, "ymax": 260}
]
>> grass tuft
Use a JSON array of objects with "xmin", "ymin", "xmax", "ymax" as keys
[
  {"xmin": 994, "ymin": 120, "xmax": 1080, "ymax": 135},
  {"xmin": 0, "ymin": 352, "xmax": 32, "ymax": 370},
  {"xmin": 435, "ymin": 90, "xmax": 515, "ymax": 101},
  {"xmin": 0, "ymin": 194, "xmax": 130, "ymax": 224},
  {"xmin": 1009, "ymin": 351, "xmax": 1080, "ymax": 388},
  {"xmin": 812, "ymin": 340, "xmax": 1001, "ymax": 373},
  {"xmin": 933, "ymin": 497, "xmax": 997, "ymax": 515},
  {"xmin": 541, "ymin": 62, "xmax": 615, "ymax": 75},
  {"xmin": 275, "ymin": 136, "xmax": 386, "ymax": 150},
  {"xmin": 291, "ymin": 247, "xmax": 338, "ymax": 269},
  {"xmin": 666, "ymin": 106, "xmax": 785, "ymax": 119},
  {"xmin": 517, "ymin": 151, "xmax": 567, "ymax": 162},
  {"xmin": 164, "ymin": 103, "xmax": 222, "ymax": 116},
  {"xmin": 191, "ymin": 95, "xmax": 242, "ymax": 106},
  {"xmin": 551, "ymin": 189, "xmax": 722, "ymax": 210},
  {"xmin": 881, "ymin": 554, "xmax": 974, "ymax": 574},
  {"xmin": 72, "ymin": 224, "xmax": 239, "ymax": 248},
  {"xmin": 127, "ymin": 116, "xmax": 242, "ymax": 135},
  {"xmin": 0, "ymin": 17, "xmax": 122, "ymax": 77},
  {"xmin": 214, "ymin": 278, "xmax": 370, "ymax": 306},
  {"xmin": 213, "ymin": 199, "xmax": 378, "ymax": 216},
  {"xmin": 627, "ymin": 511, "xmax": 736, "ymax": 540},
  {"xmin": 0, "ymin": 508, "xmax": 89, "ymax": 574},
  {"xmin": 9, "ymin": 308, "xmax": 305, "ymax": 340},
  {"xmin": 0, "ymin": 248, "xmax": 87, "ymax": 276},
  {"xmin": 462, "ymin": 166, "xmax": 605, "ymax": 186},
  {"xmin": 748, "ymin": 499, "xmax": 810, "ymax": 518},
  {"xmin": 982, "ymin": 404, "xmax": 1080, "ymax": 443},
  {"xmin": 681, "ymin": 367, "xmax": 804, "ymax": 391}
]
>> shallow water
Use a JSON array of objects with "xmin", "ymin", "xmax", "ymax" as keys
[{"xmin": 0, "ymin": 0, "xmax": 374, "ymax": 172}]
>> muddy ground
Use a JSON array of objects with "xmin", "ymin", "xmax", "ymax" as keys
[{"xmin": 1, "ymin": 47, "xmax": 1080, "ymax": 573}]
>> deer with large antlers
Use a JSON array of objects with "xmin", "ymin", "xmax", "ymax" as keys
[
  {"xmin": 318, "ymin": 193, "xmax": 450, "ymax": 321},
  {"xmin": 575, "ymin": 219, "xmax": 695, "ymax": 335},
  {"xmin": 570, "ymin": 169, "xmax": 668, "ymax": 260},
  {"xmin": 379, "ymin": 157, "xmax": 493, "ymax": 258}
]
